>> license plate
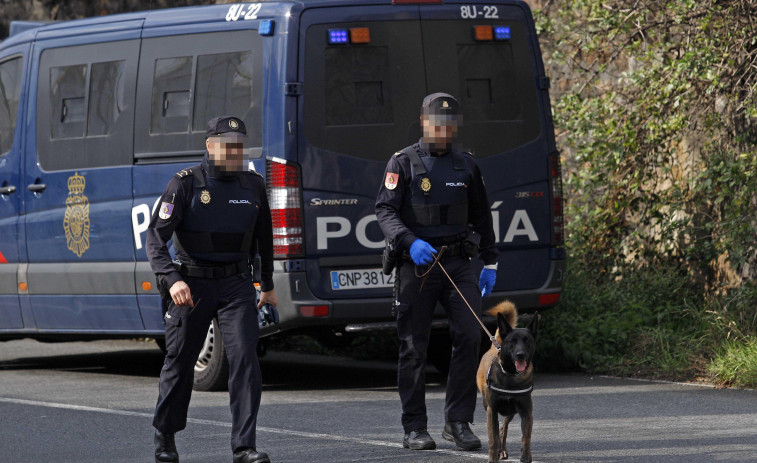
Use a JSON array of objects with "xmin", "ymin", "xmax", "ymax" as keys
[{"xmin": 330, "ymin": 268, "xmax": 394, "ymax": 290}]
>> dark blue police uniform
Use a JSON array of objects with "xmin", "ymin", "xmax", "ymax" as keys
[
  {"xmin": 375, "ymin": 94, "xmax": 497, "ymax": 451},
  {"xmin": 146, "ymin": 116, "xmax": 273, "ymax": 463}
]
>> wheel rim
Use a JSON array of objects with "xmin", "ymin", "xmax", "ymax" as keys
[{"xmin": 195, "ymin": 322, "xmax": 215, "ymax": 372}]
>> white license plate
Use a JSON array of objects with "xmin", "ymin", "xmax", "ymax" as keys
[{"xmin": 330, "ymin": 268, "xmax": 394, "ymax": 290}]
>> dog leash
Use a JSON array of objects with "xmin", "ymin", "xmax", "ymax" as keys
[{"xmin": 415, "ymin": 246, "xmax": 501, "ymax": 350}]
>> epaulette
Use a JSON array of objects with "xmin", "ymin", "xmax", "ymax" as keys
[
  {"xmin": 248, "ymin": 169, "xmax": 263, "ymax": 178},
  {"xmin": 175, "ymin": 167, "xmax": 195, "ymax": 179},
  {"xmin": 393, "ymin": 151, "xmax": 404, "ymax": 157},
  {"xmin": 463, "ymin": 151, "xmax": 475, "ymax": 157}
]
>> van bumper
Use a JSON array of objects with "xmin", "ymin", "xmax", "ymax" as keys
[{"xmin": 268, "ymin": 258, "xmax": 564, "ymax": 336}]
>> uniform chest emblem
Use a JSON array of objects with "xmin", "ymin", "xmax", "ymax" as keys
[
  {"xmin": 384, "ymin": 172, "xmax": 399, "ymax": 190},
  {"xmin": 63, "ymin": 172, "xmax": 90, "ymax": 258},
  {"xmin": 420, "ymin": 177, "xmax": 432, "ymax": 193},
  {"xmin": 200, "ymin": 190, "xmax": 211, "ymax": 205}
]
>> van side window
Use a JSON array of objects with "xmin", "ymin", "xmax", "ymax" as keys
[
  {"xmin": 88, "ymin": 61, "xmax": 127, "ymax": 137},
  {"xmin": 0, "ymin": 56, "xmax": 24, "ymax": 156},
  {"xmin": 151, "ymin": 57, "xmax": 192, "ymax": 134},
  {"xmin": 135, "ymin": 31, "xmax": 263, "ymax": 161},
  {"xmin": 50, "ymin": 65, "xmax": 87, "ymax": 139},
  {"xmin": 37, "ymin": 40, "xmax": 139, "ymax": 171}
]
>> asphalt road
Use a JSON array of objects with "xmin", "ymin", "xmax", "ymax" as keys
[{"xmin": 1, "ymin": 339, "xmax": 756, "ymax": 463}]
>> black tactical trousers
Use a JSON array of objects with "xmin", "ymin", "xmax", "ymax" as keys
[
  {"xmin": 153, "ymin": 272, "xmax": 262, "ymax": 452},
  {"xmin": 395, "ymin": 255, "xmax": 482, "ymax": 433}
]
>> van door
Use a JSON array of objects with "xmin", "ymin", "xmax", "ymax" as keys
[
  {"xmin": 298, "ymin": 5, "xmax": 427, "ymax": 301},
  {"xmin": 0, "ymin": 47, "xmax": 28, "ymax": 330},
  {"xmin": 419, "ymin": 5, "xmax": 552, "ymax": 292},
  {"xmin": 23, "ymin": 34, "xmax": 143, "ymax": 331}
]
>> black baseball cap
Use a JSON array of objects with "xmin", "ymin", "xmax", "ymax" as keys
[
  {"xmin": 206, "ymin": 116, "xmax": 247, "ymax": 138},
  {"xmin": 421, "ymin": 93, "xmax": 460, "ymax": 117}
]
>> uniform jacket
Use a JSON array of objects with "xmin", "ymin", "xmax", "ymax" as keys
[
  {"xmin": 145, "ymin": 154, "xmax": 274, "ymax": 292},
  {"xmin": 375, "ymin": 140, "xmax": 498, "ymax": 266}
]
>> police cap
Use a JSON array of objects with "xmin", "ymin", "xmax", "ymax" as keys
[
  {"xmin": 206, "ymin": 116, "xmax": 247, "ymax": 138},
  {"xmin": 421, "ymin": 93, "xmax": 460, "ymax": 117}
]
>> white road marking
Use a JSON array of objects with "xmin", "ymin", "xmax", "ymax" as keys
[{"xmin": 0, "ymin": 396, "xmax": 492, "ymax": 460}]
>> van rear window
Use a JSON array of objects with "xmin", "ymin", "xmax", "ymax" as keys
[
  {"xmin": 0, "ymin": 56, "xmax": 23, "ymax": 156},
  {"xmin": 304, "ymin": 19, "xmax": 541, "ymax": 161}
]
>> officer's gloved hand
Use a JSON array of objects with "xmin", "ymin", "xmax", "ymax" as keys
[
  {"xmin": 479, "ymin": 268, "xmax": 497, "ymax": 298},
  {"xmin": 258, "ymin": 303, "xmax": 279, "ymax": 327},
  {"xmin": 409, "ymin": 239, "xmax": 437, "ymax": 266}
]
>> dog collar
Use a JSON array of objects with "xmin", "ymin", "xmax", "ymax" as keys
[{"xmin": 486, "ymin": 360, "xmax": 533, "ymax": 396}]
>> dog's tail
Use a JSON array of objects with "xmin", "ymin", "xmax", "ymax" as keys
[{"xmin": 486, "ymin": 300, "xmax": 517, "ymax": 329}]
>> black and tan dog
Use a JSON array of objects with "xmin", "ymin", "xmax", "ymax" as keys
[{"xmin": 476, "ymin": 301, "xmax": 538, "ymax": 463}]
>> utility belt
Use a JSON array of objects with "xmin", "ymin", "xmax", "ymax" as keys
[
  {"xmin": 382, "ymin": 230, "xmax": 481, "ymax": 275},
  {"xmin": 174, "ymin": 260, "xmax": 249, "ymax": 279}
]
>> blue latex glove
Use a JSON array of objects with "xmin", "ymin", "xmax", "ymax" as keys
[
  {"xmin": 409, "ymin": 239, "xmax": 437, "ymax": 266},
  {"xmin": 479, "ymin": 268, "xmax": 497, "ymax": 297}
]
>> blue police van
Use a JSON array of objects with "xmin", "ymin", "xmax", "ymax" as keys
[{"xmin": 0, "ymin": 0, "xmax": 563, "ymax": 389}]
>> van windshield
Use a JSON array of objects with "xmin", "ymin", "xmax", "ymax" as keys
[{"xmin": 304, "ymin": 19, "xmax": 541, "ymax": 161}]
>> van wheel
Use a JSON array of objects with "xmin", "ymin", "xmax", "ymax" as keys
[{"xmin": 193, "ymin": 317, "xmax": 229, "ymax": 391}]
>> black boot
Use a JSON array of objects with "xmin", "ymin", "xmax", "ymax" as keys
[
  {"xmin": 154, "ymin": 429, "xmax": 179, "ymax": 463},
  {"xmin": 233, "ymin": 448, "xmax": 271, "ymax": 463},
  {"xmin": 442, "ymin": 421, "xmax": 481, "ymax": 450},
  {"xmin": 403, "ymin": 428, "xmax": 436, "ymax": 450}
]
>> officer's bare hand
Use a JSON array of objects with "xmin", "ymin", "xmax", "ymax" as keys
[
  {"xmin": 258, "ymin": 290, "xmax": 277, "ymax": 309},
  {"xmin": 169, "ymin": 281, "xmax": 194, "ymax": 307}
]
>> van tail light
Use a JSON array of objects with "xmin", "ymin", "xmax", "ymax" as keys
[
  {"xmin": 266, "ymin": 158, "xmax": 304, "ymax": 258},
  {"xmin": 548, "ymin": 153, "xmax": 564, "ymax": 247}
]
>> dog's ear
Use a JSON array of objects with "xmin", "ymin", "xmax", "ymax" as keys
[
  {"xmin": 527, "ymin": 311, "xmax": 539, "ymax": 340},
  {"xmin": 497, "ymin": 313, "xmax": 513, "ymax": 338}
]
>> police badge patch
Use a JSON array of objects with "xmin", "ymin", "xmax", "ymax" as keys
[
  {"xmin": 385, "ymin": 172, "xmax": 399, "ymax": 190},
  {"xmin": 63, "ymin": 172, "xmax": 90, "ymax": 258},
  {"xmin": 200, "ymin": 190, "xmax": 211, "ymax": 205},
  {"xmin": 159, "ymin": 202, "xmax": 174, "ymax": 220}
]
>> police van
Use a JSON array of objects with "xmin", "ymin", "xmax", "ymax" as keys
[{"xmin": 0, "ymin": 0, "xmax": 563, "ymax": 389}]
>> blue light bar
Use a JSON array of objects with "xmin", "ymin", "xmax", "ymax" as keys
[
  {"xmin": 494, "ymin": 26, "xmax": 511, "ymax": 41},
  {"xmin": 328, "ymin": 29, "xmax": 349, "ymax": 44},
  {"xmin": 259, "ymin": 19, "xmax": 274, "ymax": 36}
]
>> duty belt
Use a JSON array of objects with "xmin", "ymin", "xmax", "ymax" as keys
[{"xmin": 174, "ymin": 260, "xmax": 249, "ymax": 279}]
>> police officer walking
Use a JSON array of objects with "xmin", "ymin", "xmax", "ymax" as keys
[
  {"xmin": 146, "ymin": 116, "xmax": 276, "ymax": 463},
  {"xmin": 375, "ymin": 94, "xmax": 498, "ymax": 451}
]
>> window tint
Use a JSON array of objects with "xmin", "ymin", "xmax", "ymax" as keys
[
  {"xmin": 50, "ymin": 65, "xmax": 86, "ymax": 139},
  {"xmin": 88, "ymin": 61, "xmax": 126, "ymax": 137},
  {"xmin": 135, "ymin": 31, "xmax": 264, "ymax": 160},
  {"xmin": 324, "ymin": 47, "xmax": 393, "ymax": 126},
  {"xmin": 193, "ymin": 51, "xmax": 256, "ymax": 133},
  {"xmin": 151, "ymin": 57, "xmax": 192, "ymax": 134},
  {"xmin": 0, "ymin": 57, "xmax": 24, "ymax": 155},
  {"xmin": 37, "ymin": 40, "xmax": 138, "ymax": 171}
]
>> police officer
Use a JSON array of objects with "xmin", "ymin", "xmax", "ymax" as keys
[
  {"xmin": 375, "ymin": 93, "xmax": 498, "ymax": 451},
  {"xmin": 146, "ymin": 116, "xmax": 276, "ymax": 463}
]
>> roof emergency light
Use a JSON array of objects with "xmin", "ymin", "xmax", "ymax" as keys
[
  {"xmin": 473, "ymin": 25, "xmax": 493, "ymax": 41},
  {"xmin": 258, "ymin": 19, "xmax": 274, "ymax": 36},
  {"xmin": 328, "ymin": 29, "xmax": 349, "ymax": 44},
  {"xmin": 350, "ymin": 27, "xmax": 371, "ymax": 44},
  {"xmin": 494, "ymin": 26, "xmax": 511, "ymax": 41}
]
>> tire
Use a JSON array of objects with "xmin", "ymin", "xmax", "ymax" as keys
[{"xmin": 193, "ymin": 317, "xmax": 229, "ymax": 391}]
